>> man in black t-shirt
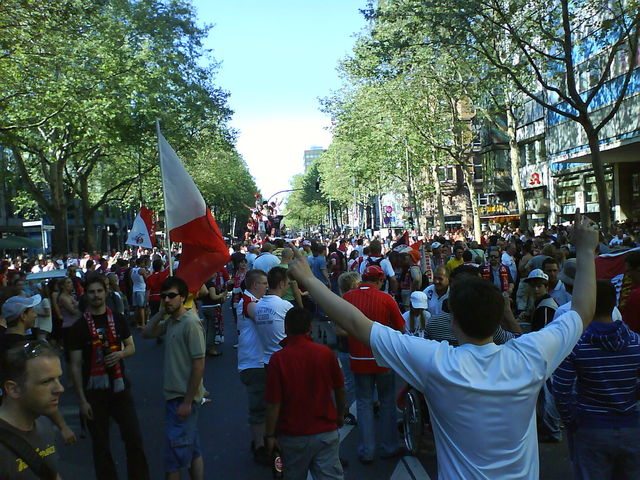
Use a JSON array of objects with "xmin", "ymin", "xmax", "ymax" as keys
[
  {"xmin": 68, "ymin": 275, "xmax": 149, "ymax": 480},
  {"xmin": 0, "ymin": 341, "xmax": 61, "ymax": 479}
]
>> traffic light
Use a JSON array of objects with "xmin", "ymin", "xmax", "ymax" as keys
[
  {"xmin": 408, "ymin": 217, "xmax": 415, "ymax": 229},
  {"xmin": 315, "ymin": 178, "xmax": 320, "ymax": 192}
]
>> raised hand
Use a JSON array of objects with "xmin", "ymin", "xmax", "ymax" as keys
[
  {"xmin": 287, "ymin": 243, "xmax": 314, "ymax": 287},
  {"xmin": 569, "ymin": 209, "xmax": 599, "ymax": 252}
]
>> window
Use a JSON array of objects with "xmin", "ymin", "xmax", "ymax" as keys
[{"xmin": 438, "ymin": 165, "xmax": 455, "ymax": 182}]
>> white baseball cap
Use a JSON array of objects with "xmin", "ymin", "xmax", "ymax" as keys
[
  {"xmin": 524, "ymin": 269, "xmax": 549, "ymax": 283},
  {"xmin": 2, "ymin": 295, "xmax": 42, "ymax": 321},
  {"xmin": 409, "ymin": 291, "xmax": 429, "ymax": 309}
]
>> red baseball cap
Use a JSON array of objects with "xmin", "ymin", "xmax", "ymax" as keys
[{"xmin": 363, "ymin": 265, "xmax": 385, "ymax": 280}]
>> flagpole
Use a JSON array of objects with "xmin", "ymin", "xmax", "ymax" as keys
[{"xmin": 156, "ymin": 119, "xmax": 174, "ymax": 276}]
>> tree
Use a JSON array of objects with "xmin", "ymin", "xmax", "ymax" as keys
[
  {"xmin": 374, "ymin": 0, "xmax": 640, "ymax": 234},
  {"xmin": 0, "ymin": 0, "xmax": 235, "ymax": 252}
]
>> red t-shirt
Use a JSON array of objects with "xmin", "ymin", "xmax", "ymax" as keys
[
  {"xmin": 265, "ymin": 334, "xmax": 344, "ymax": 436},
  {"xmin": 622, "ymin": 287, "xmax": 640, "ymax": 334},
  {"xmin": 343, "ymin": 284, "xmax": 405, "ymax": 374},
  {"xmin": 146, "ymin": 270, "xmax": 170, "ymax": 302}
]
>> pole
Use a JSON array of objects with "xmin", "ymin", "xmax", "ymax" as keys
[
  {"xmin": 156, "ymin": 119, "xmax": 173, "ymax": 276},
  {"xmin": 137, "ymin": 151, "xmax": 143, "ymax": 207}
]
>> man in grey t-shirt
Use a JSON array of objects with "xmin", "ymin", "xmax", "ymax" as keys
[{"xmin": 143, "ymin": 276, "xmax": 206, "ymax": 480}]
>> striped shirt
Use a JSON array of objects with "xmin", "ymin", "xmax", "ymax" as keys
[
  {"xmin": 425, "ymin": 312, "xmax": 519, "ymax": 346},
  {"xmin": 552, "ymin": 320, "xmax": 640, "ymax": 428}
]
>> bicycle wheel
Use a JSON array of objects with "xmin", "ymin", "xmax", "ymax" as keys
[{"xmin": 402, "ymin": 389, "xmax": 423, "ymax": 455}]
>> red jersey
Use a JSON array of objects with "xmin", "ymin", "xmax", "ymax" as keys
[
  {"xmin": 265, "ymin": 334, "xmax": 344, "ymax": 436},
  {"xmin": 146, "ymin": 270, "xmax": 170, "ymax": 302},
  {"xmin": 343, "ymin": 284, "xmax": 405, "ymax": 374}
]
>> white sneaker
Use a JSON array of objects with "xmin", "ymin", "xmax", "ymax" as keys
[{"xmin": 214, "ymin": 335, "xmax": 221, "ymax": 344}]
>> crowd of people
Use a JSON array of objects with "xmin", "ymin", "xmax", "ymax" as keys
[{"xmin": 0, "ymin": 215, "xmax": 639, "ymax": 479}]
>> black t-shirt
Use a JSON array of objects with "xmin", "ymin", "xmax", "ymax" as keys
[
  {"xmin": 0, "ymin": 417, "xmax": 59, "ymax": 479},
  {"xmin": 66, "ymin": 312, "xmax": 131, "ymax": 388},
  {"xmin": 0, "ymin": 333, "xmax": 27, "ymax": 356}
]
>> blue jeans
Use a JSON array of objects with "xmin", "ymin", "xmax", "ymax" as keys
[
  {"xmin": 570, "ymin": 426, "xmax": 640, "ymax": 480},
  {"xmin": 354, "ymin": 371, "xmax": 398, "ymax": 460},
  {"xmin": 337, "ymin": 351, "xmax": 355, "ymax": 410}
]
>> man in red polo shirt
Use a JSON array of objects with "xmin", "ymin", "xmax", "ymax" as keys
[
  {"xmin": 343, "ymin": 265, "xmax": 405, "ymax": 464},
  {"xmin": 265, "ymin": 307, "xmax": 345, "ymax": 479}
]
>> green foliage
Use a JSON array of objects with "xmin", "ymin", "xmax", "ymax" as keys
[{"xmin": 0, "ymin": 0, "xmax": 254, "ymax": 251}]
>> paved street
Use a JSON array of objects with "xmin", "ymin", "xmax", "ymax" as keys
[{"xmin": 56, "ymin": 304, "xmax": 572, "ymax": 479}]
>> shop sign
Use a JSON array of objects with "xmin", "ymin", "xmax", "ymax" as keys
[{"xmin": 520, "ymin": 164, "xmax": 548, "ymax": 189}]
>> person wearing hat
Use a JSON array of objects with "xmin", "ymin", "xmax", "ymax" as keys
[
  {"xmin": 523, "ymin": 269, "xmax": 559, "ymax": 333},
  {"xmin": 342, "ymin": 264, "xmax": 405, "ymax": 464},
  {"xmin": 0, "ymin": 295, "xmax": 78, "ymax": 446},
  {"xmin": 0, "ymin": 295, "xmax": 41, "ymax": 354},
  {"xmin": 430, "ymin": 241, "xmax": 445, "ymax": 273},
  {"xmin": 403, "ymin": 291, "xmax": 431, "ymax": 338}
]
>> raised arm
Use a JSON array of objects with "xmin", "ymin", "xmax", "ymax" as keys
[
  {"xmin": 288, "ymin": 244, "xmax": 373, "ymax": 346},
  {"xmin": 569, "ymin": 210, "xmax": 599, "ymax": 330}
]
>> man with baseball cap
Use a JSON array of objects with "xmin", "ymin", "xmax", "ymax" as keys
[{"xmin": 343, "ymin": 265, "xmax": 405, "ymax": 464}]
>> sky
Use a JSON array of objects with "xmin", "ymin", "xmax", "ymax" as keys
[{"xmin": 190, "ymin": 1, "xmax": 368, "ymax": 200}]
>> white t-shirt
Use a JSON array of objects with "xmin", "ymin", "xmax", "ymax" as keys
[
  {"xmin": 359, "ymin": 256, "xmax": 395, "ymax": 292},
  {"xmin": 402, "ymin": 310, "xmax": 431, "ymax": 337},
  {"xmin": 236, "ymin": 291, "xmax": 264, "ymax": 371},
  {"xmin": 131, "ymin": 267, "xmax": 146, "ymax": 293},
  {"xmin": 423, "ymin": 285, "xmax": 449, "ymax": 317},
  {"xmin": 549, "ymin": 281, "xmax": 572, "ymax": 307},
  {"xmin": 252, "ymin": 253, "xmax": 280, "ymax": 274},
  {"xmin": 370, "ymin": 310, "xmax": 583, "ymax": 480},
  {"xmin": 254, "ymin": 294, "xmax": 293, "ymax": 364}
]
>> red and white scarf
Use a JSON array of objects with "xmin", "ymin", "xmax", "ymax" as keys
[{"xmin": 85, "ymin": 308, "xmax": 125, "ymax": 393}]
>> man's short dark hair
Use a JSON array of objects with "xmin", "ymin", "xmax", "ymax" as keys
[
  {"xmin": 161, "ymin": 276, "xmax": 189, "ymax": 299},
  {"xmin": 450, "ymin": 264, "xmax": 480, "ymax": 281},
  {"xmin": 267, "ymin": 267, "xmax": 288, "ymax": 289},
  {"xmin": 1, "ymin": 341, "xmax": 58, "ymax": 388},
  {"xmin": 462, "ymin": 250, "xmax": 473, "ymax": 262},
  {"xmin": 86, "ymin": 259, "xmax": 94, "ymax": 269},
  {"xmin": 542, "ymin": 257, "xmax": 559, "ymax": 270},
  {"xmin": 369, "ymin": 240, "xmax": 382, "ymax": 256},
  {"xmin": 594, "ymin": 280, "xmax": 617, "ymax": 317},
  {"xmin": 85, "ymin": 274, "xmax": 107, "ymax": 291},
  {"xmin": 245, "ymin": 269, "xmax": 267, "ymax": 288},
  {"xmin": 152, "ymin": 259, "xmax": 164, "ymax": 272},
  {"xmin": 136, "ymin": 256, "xmax": 148, "ymax": 267},
  {"xmin": 285, "ymin": 307, "xmax": 312, "ymax": 335},
  {"xmin": 449, "ymin": 276, "xmax": 503, "ymax": 339}
]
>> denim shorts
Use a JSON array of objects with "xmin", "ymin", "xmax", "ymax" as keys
[{"xmin": 164, "ymin": 398, "xmax": 201, "ymax": 472}]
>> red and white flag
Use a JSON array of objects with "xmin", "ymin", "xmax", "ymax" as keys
[
  {"xmin": 158, "ymin": 129, "xmax": 230, "ymax": 293},
  {"xmin": 126, "ymin": 206, "xmax": 155, "ymax": 249}
]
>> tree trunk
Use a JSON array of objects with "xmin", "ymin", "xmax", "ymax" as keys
[
  {"xmin": 507, "ymin": 108, "xmax": 528, "ymax": 232},
  {"xmin": 462, "ymin": 164, "xmax": 482, "ymax": 242},
  {"xmin": 49, "ymin": 209, "xmax": 69, "ymax": 255},
  {"xmin": 79, "ymin": 176, "xmax": 97, "ymax": 253},
  {"xmin": 584, "ymin": 125, "xmax": 612, "ymax": 236},
  {"xmin": 430, "ymin": 164, "xmax": 445, "ymax": 235}
]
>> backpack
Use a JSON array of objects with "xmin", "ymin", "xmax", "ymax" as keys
[{"xmin": 366, "ymin": 256, "xmax": 388, "ymax": 291}]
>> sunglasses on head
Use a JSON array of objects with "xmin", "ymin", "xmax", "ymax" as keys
[
  {"xmin": 22, "ymin": 339, "xmax": 50, "ymax": 359},
  {"xmin": 160, "ymin": 292, "xmax": 180, "ymax": 299}
]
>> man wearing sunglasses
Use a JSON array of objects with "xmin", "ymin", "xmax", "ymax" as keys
[
  {"xmin": 68, "ymin": 275, "xmax": 149, "ymax": 480},
  {"xmin": 0, "ymin": 340, "xmax": 63, "ymax": 479},
  {"xmin": 1, "ymin": 295, "xmax": 77, "ymax": 447},
  {"xmin": 143, "ymin": 276, "xmax": 206, "ymax": 480}
]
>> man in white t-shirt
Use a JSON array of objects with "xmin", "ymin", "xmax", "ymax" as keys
[
  {"xmin": 254, "ymin": 267, "xmax": 293, "ymax": 365},
  {"xmin": 286, "ymin": 211, "xmax": 599, "ymax": 480},
  {"xmin": 423, "ymin": 266, "xmax": 449, "ymax": 317},
  {"xmin": 236, "ymin": 269, "xmax": 271, "ymax": 465},
  {"xmin": 130, "ymin": 256, "xmax": 149, "ymax": 329},
  {"xmin": 359, "ymin": 240, "xmax": 397, "ymax": 294},
  {"xmin": 252, "ymin": 243, "xmax": 280, "ymax": 274}
]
